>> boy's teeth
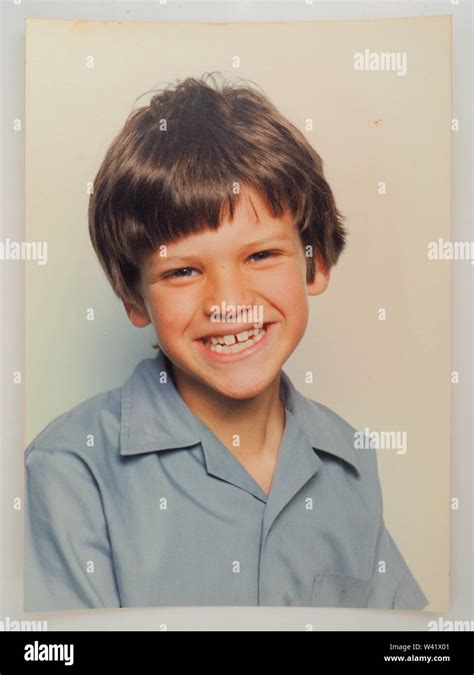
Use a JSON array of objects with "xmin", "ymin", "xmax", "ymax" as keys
[
  {"xmin": 204, "ymin": 326, "xmax": 267, "ymax": 353},
  {"xmin": 236, "ymin": 330, "xmax": 249, "ymax": 342},
  {"xmin": 206, "ymin": 327, "xmax": 263, "ymax": 344}
]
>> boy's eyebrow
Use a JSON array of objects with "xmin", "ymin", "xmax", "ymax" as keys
[{"xmin": 158, "ymin": 235, "xmax": 294, "ymax": 264}]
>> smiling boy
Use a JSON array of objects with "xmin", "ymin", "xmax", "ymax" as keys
[
  {"xmin": 128, "ymin": 184, "xmax": 327, "ymax": 496},
  {"xmin": 24, "ymin": 74, "xmax": 428, "ymax": 611}
]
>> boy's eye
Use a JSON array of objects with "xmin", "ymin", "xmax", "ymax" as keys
[
  {"xmin": 163, "ymin": 251, "xmax": 278, "ymax": 279},
  {"xmin": 248, "ymin": 250, "xmax": 277, "ymax": 262},
  {"xmin": 166, "ymin": 267, "xmax": 199, "ymax": 279}
]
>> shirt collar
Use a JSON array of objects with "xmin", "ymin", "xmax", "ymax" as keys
[{"xmin": 120, "ymin": 350, "xmax": 361, "ymax": 475}]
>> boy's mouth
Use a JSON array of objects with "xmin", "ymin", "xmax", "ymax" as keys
[{"xmin": 200, "ymin": 325, "xmax": 267, "ymax": 355}]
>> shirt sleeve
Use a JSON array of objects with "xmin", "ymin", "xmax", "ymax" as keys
[
  {"xmin": 370, "ymin": 516, "xmax": 429, "ymax": 611},
  {"xmin": 24, "ymin": 444, "xmax": 121, "ymax": 612}
]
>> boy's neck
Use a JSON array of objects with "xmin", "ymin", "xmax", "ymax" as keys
[{"xmin": 169, "ymin": 364, "xmax": 285, "ymax": 459}]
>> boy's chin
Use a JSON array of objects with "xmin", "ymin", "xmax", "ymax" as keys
[{"xmin": 206, "ymin": 373, "xmax": 278, "ymax": 401}]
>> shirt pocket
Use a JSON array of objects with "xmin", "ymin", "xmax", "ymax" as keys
[{"xmin": 310, "ymin": 572, "xmax": 373, "ymax": 608}]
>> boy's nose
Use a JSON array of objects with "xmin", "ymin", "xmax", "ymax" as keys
[{"xmin": 201, "ymin": 267, "xmax": 256, "ymax": 316}]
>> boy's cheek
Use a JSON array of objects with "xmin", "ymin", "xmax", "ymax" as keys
[
  {"xmin": 257, "ymin": 263, "xmax": 305, "ymax": 292},
  {"xmin": 154, "ymin": 307, "xmax": 194, "ymax": 335},
  {"xmin": 147, "ymin": 289, "xmax": 195, "ymax": 320},
  {"xmin": 269, "ymin": 273, "xmax": 308, "ymax": 304},
  {"xmin": 153, "ymin": 306, "xmax": 211, "ymax": 347}
]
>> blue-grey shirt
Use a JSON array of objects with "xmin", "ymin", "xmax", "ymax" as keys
[{"xmin": 24, "ymin": 350, "xmax": 428, "ymax": 611}]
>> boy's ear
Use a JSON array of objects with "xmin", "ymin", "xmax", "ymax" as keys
[
  {"xmin": 307, "ymin": 251, "xmax": 331, "ymax": 296},
  {"xmin": 122, "ymin": 296, "xmax": 152, "ymax": 328}
]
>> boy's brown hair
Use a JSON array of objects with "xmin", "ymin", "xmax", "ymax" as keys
[{"xmin": 88, "ymin": 72, "xmax": 346, "ymax": 315}]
